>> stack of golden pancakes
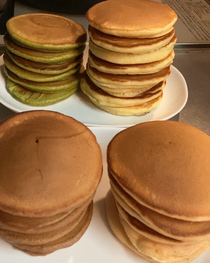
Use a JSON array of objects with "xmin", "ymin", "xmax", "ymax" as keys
[
  {"xmin": 106, "ymin": 121, "xmax": 210, "ymax": 263},
  {"xmin": 81, "ymin": 0, "xmax": 177, "ymax": 116},
  {"xmin": 3, "ymin": 13, "xmax": 87, "ymax": 106},
  {"xmin": 0, "ymin": 111, "xmax": 102, "ymax": 256}
]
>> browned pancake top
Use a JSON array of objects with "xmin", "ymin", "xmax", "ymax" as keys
[{"xmin": 0, "ymin": 111, "xmax": 102, "ymax": 217}]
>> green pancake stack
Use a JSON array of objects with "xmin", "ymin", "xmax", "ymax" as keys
[{"xmin": 3, "ymin": 13, "xmax": 87, "ymax": 106}]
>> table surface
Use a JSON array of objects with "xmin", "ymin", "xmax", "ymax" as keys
[{"xmin": 0, "ymin": 2, "xmax": 209, "ymax": 135}]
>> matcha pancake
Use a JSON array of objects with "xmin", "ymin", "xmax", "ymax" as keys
[
  {"xmin": 11, "ymin": 202, "xmax": 93, "ymax": 255},
  {"xmin": 3, "ymin": 53, "xmax": 80, "ymax": 82},
  {"xmin": 87, "ymin": 64, "xmax": 171, "ymax": 89},
  {"xmin": 4, "ymin": 33, "xmax": 85, "ymax": 64},
  {"xmin": 6, "ymin": 79, "xmax": 77, "ymax": 106},
  {"xmin": 81, "ymin": 72, "xmax": 165, "ymax": 105},
  {"xmin": 0, "ymin": 111, "xmax": 102, "ymax": 217},
  {"xmin": 6, "ymin": 13, "xmax": 87, "ymax": 51},
  {"xmin": 0, "ymin": 207, "xmax": 87, "ymax": 245},
  {"xmin": 89, "ymin": 26, "xmax": 175, "ymax": 54},
  {"xmin": 89, "ymin": 36, "xmax": 176, "ymax": 64},
  {"xmin": 86, "ymin": 0, "xmax": 177, "ymax": 38},
  {"xmin": 88, "ymin": 51, "xmax": 175, "ymax": 75},
  {"xmin": 7, "ymin": 50, "xmax": 83, "ymax": 75},
  {"xmin": 4, "ymin": 67, "xmax": 81, "ymax": 93}
]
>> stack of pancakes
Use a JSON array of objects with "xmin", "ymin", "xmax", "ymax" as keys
[
  {"xmin": 106, "ymin": 121, "xmax": 210, "ymax": 263},
  {"xmin": 81, "ymin": 0, "xmax": 177, "ymax": 116},
  {"xmin": 0, "ymin": 111, "xmax": 102, "ymax": 255},
  {"xmin": 3, "ymin": 13, "xmax": 87, "ymax": 106}
]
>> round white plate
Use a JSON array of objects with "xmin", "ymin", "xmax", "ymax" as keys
[
  {"xmin": 0, "ymin": 127, "xmax": 209, "ymax": 263},
  {"xmin": 0, "ymin": 55, "xmax": 188, "ymax": 127}
]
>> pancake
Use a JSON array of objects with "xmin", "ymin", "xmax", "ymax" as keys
[
  {"xmin": 6, "ymin": 13, "xmax": 87, "ymax": 51},
  {"xmin": 107, "ymin": 121, "xmax": 210, "ymax": 221},
  {"xmin": 91, "ymin": 93, "xmax": 163, "ymax": 116},
  {"xmin": 0, "ymin": 111, "xmax": 102, "ymax": 217},
  {"xmin": 0, "ymin": 205, "xmax": 87, "ymax": 245},
  {"xmin": 81, "ymin": 71, "xmax": 165, "ymax": 105},
  {"xmin": 89, "ymin": 36, "xmax": 176, "ymax": 64},
  {"xmin": 87, "ymin": 63, "xmax": 171, "ymax": 88},
  {"xmin": 88, "ymin": 51, "xmax": 175, "ymax": 75},
  {"xmin": 89, "ymin": 25, "xmax": 175, "ymax": 54},
  {"xmin": 0, "ymin": 195, "xmax": 92, "ymax": 234},
  {"xmin": 11, "ymin": 202, "xmax": 93, "ymax": 255},
  {"xmin": 4, "ymin": 67, "xmax": 81, "ymax": 93},
  {"xmin": 4, "ymin": 33, "xmax": 85, "ymax": 64},
  {"xmin": 86, "ymin": 0, "xmax": 177, "ymax": 38},
  {"xmin": 110, "ymin": 174, "xmax": 210, "ymax": 242},
  {"xmin": 119, "ymin": 210, "xmax": 210, "ymax": 263},
  {"xmin": 6, "ymin": 79, "xmax": 78, "ymax": 106},
  {"xmin": 3, "ymin": 53, "xmax": 80, "ymax": 82},
  {"xmin": 7, "ymin": 50, "xmax": 83, "ymax": 75}
]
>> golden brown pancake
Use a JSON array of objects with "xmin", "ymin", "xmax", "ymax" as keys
[
  {"xmin": 86, "ymin": 0, "xmax": 177, "ymax": 38},
  {"xmin": 0, "ymin": 195, "xmax": 93, "ymax": 234},
  {"xmin": 86, "ymin": 64, "xmax": 171, "ymax": 89},
  {"xmin": 11, "ymin": 202, "xmax": 93, "ymax": 255},
  {"xmin": 88, "ymin": 50, "xmax": 175, "ymax": 75},
  {"xmin": 110, "ymin": 175, "xmax": 210, "ymax": 242},
  {"xmin": 89, "ymin": 36, "xmax": 177, "ymax": 64},
  {"xmin": 6, "ymin": 13, "xmax": 87, "ymax": 51},
  {"xmin": 88, "ymin": 25, "xmax": 175, "ymax": 54},
  {"xmin": 0, "ymin": 111, "xmax": 102, "ymax": 217},
  {"xmin": 107, "ymin": 121, "xmax": 210, "ymax": 221}
]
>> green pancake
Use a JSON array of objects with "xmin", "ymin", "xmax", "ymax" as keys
[
  {"xmin": 4, "ymin": 33, "xmax": 85, "ymax": 64},
  {"xmin": 6, "ymin": 13, "xmax": 87, "ymax": 51},
  {"xmin": 6, "ymin": 79, "xmax": 77, "ymax": 106},
  {"xmin": 6, "ymin": 50, "xmax": 83, "ymax": 75},
  {"xmin": 4, "ymin": 66, "xmax": 81, "ymax": 93},
  {"xmin": 3, "ymin": 53, "xmax": 80, "ymax": 82}
]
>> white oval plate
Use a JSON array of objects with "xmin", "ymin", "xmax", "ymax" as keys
[
  {"xmin": 0, "ymin": 55, "xmax": 188, "ymax": 127},
  {"xmin": 0, "ymin": 127, "xmax": 209, "ymax": 263}
]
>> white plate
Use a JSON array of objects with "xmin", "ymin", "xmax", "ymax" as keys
[
  {"xmin": 0, "ymin": 55, "xmax": 188, "ymax": 127},
  {"xmin": 0, "ymin": 127, "xmax": 209, "ymax": 263}
]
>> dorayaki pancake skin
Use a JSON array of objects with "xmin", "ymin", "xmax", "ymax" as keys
[
  {"xmin": 88, "ymin": 25, "xmax": 175, "ymax": 54},
  {"xmin": 6, "ymin": 13, "xmax": 87, "ymax": 51},
  {"xmin": 88, "ymin": 51, "xmax": 175, "ymax": 75},
  {"xmin": 87, "ymin": 63, "xmax": 171, "ymax": 87},
  {"xmin": 81, "ymin": 72, "xmax": 165, "ymax": 105},
  {"xmin": 6, "ymin": 79, "xmax": 78, "ymax": 106},
  {"xmin": 110, "ymin": 175, "xmax": 210, "ymax": 242},
  {"xmin": 86, "ymin": 0, "xmax": 177, "ymax": 38},
  {"xmin": 107, "ymin": 121, "xmax": 210, "ymax": 221},
  {"xmin": 0, "ymin": 111, "xmax": 102, "ymax": 217},
  {"xmin": 4, "ymin": 67, "xmax": 81, "ymax": 93},
  {"xmin": 89, "ymin": 36, "xmax": 176, "ymax": 65},
  {"xmin": 0, "ymin": 195, "xmax": 92, "ymax": 234},
  {"xmin": 11, "ymin": 202, "xmax": 93, "ymax": 255},
  {"xmin": 7, "ymin": 50, "xmax": 83, "ymax": 75},
  {"xmin": 3, "ymin": 53, "xmax": 80, "ymax": 82},
  {"xmin": 4, "ymin": 33, "xmax": 85, "ymax": 64},
  {"xmin": 106, "ymin": 191, "xmax": 160, "ymax": 263}
]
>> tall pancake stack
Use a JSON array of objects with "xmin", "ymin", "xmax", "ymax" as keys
[
  {"xmin": 106, "ymin": 121, "xmax": 210, "ymax": 263},
  {"xmin": 81, "ymin": 0, "xmax": 177, "ymax": 116},
  {"xmin": 0, "ymin": 111, "xmax": 102, "ymax": 255},
  {"xmin": 3, "ymin": 13, "xmax": 87, "ymax": 106}
]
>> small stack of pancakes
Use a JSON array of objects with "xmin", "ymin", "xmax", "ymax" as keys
[
  {"xmin": 106, "ymin": 121, "xmax": 210, "ymax": 263},
  {"xmin": 0, "ymin": 111, "xmax": 102, "ymax": 255},
  {"xmin": 81, "ymin": 0, "xmax": 177, "ymax": 116},
  {"xmin": 3, "ymin": 13, "xmax": 87, "ymax": 106}
]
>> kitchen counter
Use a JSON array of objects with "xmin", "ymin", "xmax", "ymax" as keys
[{"xmin": 0, "ymin": 1, "xmax": 210, "ymax": 135}]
